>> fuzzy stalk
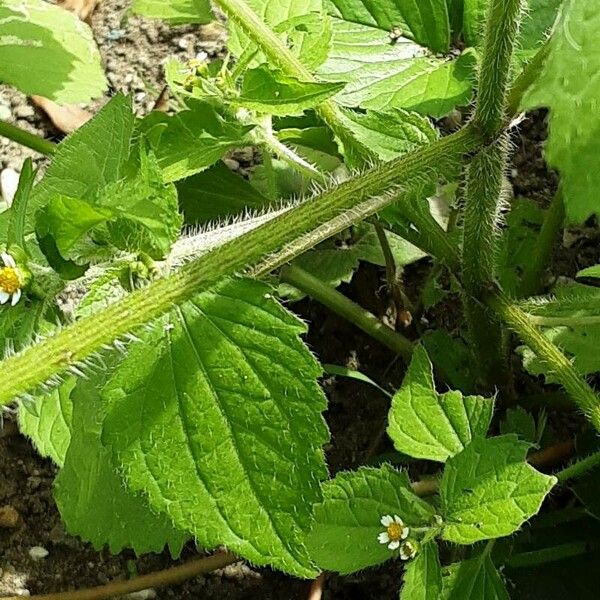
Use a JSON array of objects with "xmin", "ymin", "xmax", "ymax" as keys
[
  {"xmin": 462, "ymin": 138, "xmax": 511, "ymax": 390},
  {"xmin": 212, "ymin": 0, "xmax": 374, "ymax": 166},
  {"xmin": 489, "ymin": 289, "xmax": 600, "ymax": 432},
  {"xmin": 556, "ymin": 450, "xmax": 600, "ymax": 483},
  {"xmin": 280, "ymin": 264, "xmax": 413, "ymax": 358},
  {"xmin": 0, "ymin": 127, "xmax": 482, "ymax": 406},
  {"xmin": 0, "ymin": 120, "xmax": 56, "ymax": 156},
  {"xmin": 473, "ymin": 0, "xmax": 525, "ymax": 138},
  {"xmin": 519, "ymin": 189, "xmax": 565, "ymax": 297}
]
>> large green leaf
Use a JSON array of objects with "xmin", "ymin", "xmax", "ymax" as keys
[
  {"xmin": 3, "ymin": 95, "xmax": 135, "ymax": 236},
  {"xmin": 18, "ymin": 379, "xmax": 75, "ymax": 467},
  {"xmin": 440, "ymin": 435, "xmax": 556, "ymax": 544},
  {"xmin": 442, "ymin": 553, "xmax": 509, "ymax": 600},
  {"xmin": 102, "ymin": 278, "xmax": 329, "ymax": 577},
  {"xmin": 0, "ymin": 0, "xmax": 106, "ymax": 102},
  {"xmin": 318, "ymin": 20, "xmax": 475, "ymax": 117},
  {"xmin": 132, "ymin": 0, "xmax": 213, "ymax": 23},
  {"xmin": 400, "ymin": 542, "xmax": 443, "ymax": 600},
  {"xmin": 388, "ymin": 346, "xmax": 494, "ymax": 463},
  {"xmin": 306, "ymin": 465, "xmax": 436, "ymax": 574},
  {"xmin": 327, "ymin": 0, "xmax": 451, "ymax": 52},
  {"xmin": 235, "ymin": 65, "xmax": 345, "ymax": 116},
  {"xmin": 462, "ymin": 0, "xmax": 488, "ymax": 45},
  {"xmin": 337, "ymin": 107, "xmax": 437, "ymax": 161},
  {"xmin": 522, "ymin": 0, "xmax": 600, "ymax": 223},
  {"xmin": 55, "ymin": 368, "xmax": 188, "ymax": 556},
  {"xmin": 142, "ymin": 102, "xmax": 256, "ymax": 182}
]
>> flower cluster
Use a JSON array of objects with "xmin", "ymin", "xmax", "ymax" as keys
[
  {"xmin": 0, "ymin": 252, "xmax": 23, "ymax": 306},
  {"xmin": 378, "ymin": 514, "xmax": 418, "ymax": 560}
]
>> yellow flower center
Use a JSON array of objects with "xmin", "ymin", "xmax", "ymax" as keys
[
  {"xmin": 0, "ymin": 267, "xmax": 21, "ymax": 294},
  {"xmin": 387, "ymin": 522, "xmax": 404, "ymax": 542}
]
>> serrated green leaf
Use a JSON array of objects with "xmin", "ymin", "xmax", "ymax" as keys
[
  {"xmin": 500, "ymin": 407, "xmax": 537, "ymax": 444},
  {"xmin": 142, "ymin": 101, "xmax": 255, "ymax": 182},
  {"xmin": 388, "ymin": 346, "xmax": 494, "ymax": 463},
  {"xmin": 177, "ymin": 162, "xmax": 272, "ymax": 225},
  {"xmin": 337, "ymin": 107, "xmax": 437, "ymax": 161},
  {"xmin": 235, "ymin": 65, "xmax": 345, "ymax": 116},
  {"xmin": 228, "ymin": 0, "xmax": 325, "ymax": 67},
  {"xmin": 440, "ymin": 435, "xmax": 556, "ymax": 544},
  {"xmin": 18, "ymin": 379, "xmax": 75, "ymax": 467},
  {"xmin": 327, "ymin": 0, "xmax": 450, "ymax": 53},
  {"xmin": 0, "ymin": 0, "xmax": 106, "ymax": 102},
  {"xmin": 276, "ymin": 125, "xmax": 342, "ymax": 172},
  {"xmin": 102, "ymin": 278, "xmax": 328, "ymax": 577},
  {"xmin": 577, "ymin": 265, "xmax": 600, "ymax": 279},
  {"xmin": 132, "ymin": 0, "xmax": 213, "ymax": 23},
  {"xmin": 442, "ymin": 552, "xmax": 509, "ymax": 600},
  {"xmin": 2, "ymin": 95, "xmax": 135, "ymax": 237},
  {"xmin": 522, "ymin": 0, "xmax": 600, "ymax": 223},
  {"xmin": 519, "ymin": 284, "xmax": 600, "ymax": 379},
  {"xmin": 55, "ymin": 368, "xmax": 188, "ymax": 556},
  {"xmin": 400, "ymin": 542, "xmax": 443, "ymax": 600},
  {"xmin": 6, "ymin": 159, "xmax": 35, "ymax": 250},
  {"xmin": 306, "ymin": 464, "xmax": 436, "ymax": 574},
  {"xmin": 462, "ymin": 0, "xmax": 488, "ymax": 45},
  {"xmin": 519, "ymin": 0, "xmax": 563, "ymax": 53},
  {"xmin": 318, "ymin": 20, "xmax": 475, "ymax": 117}
]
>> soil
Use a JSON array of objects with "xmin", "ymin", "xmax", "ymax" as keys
[{"xmin": 0, "ymin": 2, "xmax": 597, "ymax": 599}]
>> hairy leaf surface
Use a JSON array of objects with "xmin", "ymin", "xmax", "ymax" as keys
[
  {"xmin": 102, "ymin": 278, "xmax": 328, "ymax": 577},
  {"xmin": 0, "ymin": 0, "xmax": 106, "ymax": 102},
  {"xmin": 400, "ymin": 542, "xmax": 443, "ymax": 600},
  {"xmin": 306, "ymin": 465, "xmax": 435, "ymax": 574},
  {"xmin": 442, "ymin": 553, "xmax": 509, "ymax": 600},
  {"xmin": 440, "ymin": 435, "xmax": 556, "ymax": 544},
  {"xmin": 388, "ymin": 346, "xmax": 494, "ymax": 463}
]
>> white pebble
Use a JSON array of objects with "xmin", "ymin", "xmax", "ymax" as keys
[
  {"xmin": 126, "ymin": 590, "xmax": 157, "ymax": 599},
  {"xmin": 177, "ymin": 38, "xmax": 189, "ymax": 50},
  {"xmin": 28, "ymin": 546, "xmax": 49, "ymax": 561},
  {"xmin": 0, "ymin": 168, "xmax": 19, "ymax": 206}
]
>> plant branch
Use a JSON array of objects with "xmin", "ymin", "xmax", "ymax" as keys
[
  {"xmin": 212, "ymin": 0, "xmax": 375, "ymax": 166},
  {"xmin": 519, "ymin": 188, "xmax": 565, "ymax": 297},
  {"xmin": 489, "ymin": 289, "xmax": 600, "ymax": 431},
  {"xmin": 0, "ymin": 119, "xmax": 56, "ymax": 156},
  {"xmin": 3, "ymin": 552, "xmax": 237, "ymax": 600},
  {"xmin": 556, "ymin": 449, "xmax": 600, "ymax": 483},
  {"xmin": 280, "ymin": 264, "xmax": 413, "ymax": 358},
  {"xmin": 0, "ymin": 127, "xmax": 482, "ymax": 406}
]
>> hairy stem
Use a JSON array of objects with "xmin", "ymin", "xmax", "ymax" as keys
[
  {"xmin": 556, "ymin": 449, "xmax": 600, "ymax": 483},
  {"xmin": 3, "ymin": 552, "xmax": 237, "ymax": 600},
  {"xmin": 0, "ymin": 119, "xmax": 56, "ymax": 156},
  {"xmin": 0, "ymin": 127, "xmax": 482, "ymax": 406},
  {"xmin": 212, "ymin": 0, "xmax": 374, "ymax": 166},
  {"xmin": 506, "ymin": 542, "xmax": 599, "ymax": 569},
  {"xmin": 519, "ymin": 189, "xmax": 565, "ymax": 297},
  {"xmin": 473, "ymin": 0, "xmax": 525, "ymax": 138},
  {"xmin": 280, "ymin": 264, "xmax": 413, "ymax": 358},
  {"xmin": 489, "ymin": 290, "xmax": 600, "ymax": 432}
]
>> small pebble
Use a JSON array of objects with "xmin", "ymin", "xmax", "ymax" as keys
[
  {"xmin": 126, "ymin": 589, "xmax": 157, "ymax": 599},
  {"xmin": 0, "ymin": 168, "xmax": 19, "ymax": 206},
  {"xmin": 14, "ymin": 105, "xmax": 34, "ymax": 119},
  {"xmin": 0, "ymin": 505, "xmax": 20, "ymax": 528},
  {"xmin": 28, "ymin": 546, "xmax": 49, "ymax": 561},
  {"xmin": 0, "ymin": 102, "xmax": 11, "ymax": 120},
  {"xmin": 177, "ymin": 38, "xmax": 189, "ymax": 50},
  {"xmin": 223, "ymin": 158, "xmax": 240, "ymax": 171}
]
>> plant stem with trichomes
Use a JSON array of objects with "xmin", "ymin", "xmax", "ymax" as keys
[{"xmin": 0, "ymin": 119, "xmax": 56, "ymax": 156}]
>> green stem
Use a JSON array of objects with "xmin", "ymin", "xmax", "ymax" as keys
[
  {"xmin": 0, "ymin": 127, "xmax": 482, "ymax": 406},
  {"xmin": 0, "ymin": 119, "xmax": 56, "ymax": 156},
  {"xmin": 556, "ymin": 450, "xmax": 600, "ymax": 483},
  {"xmin": 519, "ymin": 189, "xmax": 565, "ymax": 297},
  {"xmin": 506, "ymin": 542, "xmax": 597, "ymax": 569},
  {"xmin": 473, "ymin": 0, "xmax": 525, "ymax": 138},
  {"xmin": 212, "ymin": 0, "xmax": 375, "ymax": 166},
  {"xmin": 489, "ymin": 290, "xmax": 600, "ymax": 432},
  {"xmin": 280, "ymin": 264, "xmax": 413, "ymax": 358}
]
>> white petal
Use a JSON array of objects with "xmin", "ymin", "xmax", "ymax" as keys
[
  {"xmin": 400, "ymin": 549, "xmax": 409, "ymax": 560},
  {"xmin": 378, "ymin": 532, "xmax": 390, "ymax": 544},
  {"xmin": 393, "ymin": 515, "xmax": 404, "ymax": 525},
  {"xmin": 388, "ymin": 540, "xmax": 400, "ymax": 550},
  {"xmin": 11, "ymin": 289, "xmax": 21, "ymax": 306},
  {"xmin": 381, "ymin": 515, "xmax": 393, "ymax": 527},
  {"xmin": 401, "ymin": 527, "xmax": 410, "ymax": 540},
  {"xmin": 2, "ymin": 253, "xmax": 15, "ymax": 267},
  {"xmin": 0, "ymin": 291, "xmax": 9, "ymax": 304}
]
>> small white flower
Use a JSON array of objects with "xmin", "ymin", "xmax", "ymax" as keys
[
  {"xmin": 0, "ymin": 252, "xmax": 23, "ymax": 306},
  {"xmin": 378, "ymin": 514, "xmax": 409, "ymax": 550},
  {"xmin": 399, "ymin": 540, "xmax": 419, "ymax": 561}
]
